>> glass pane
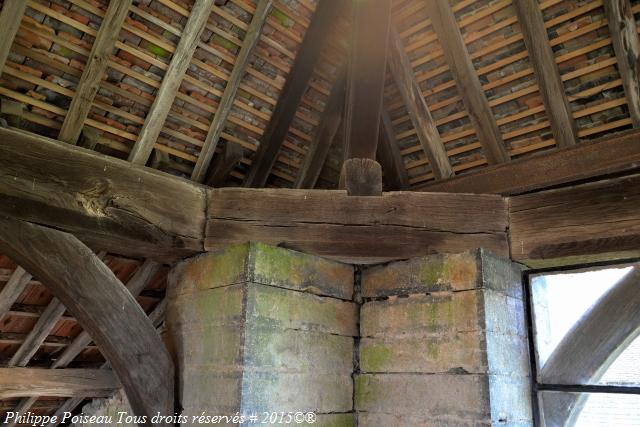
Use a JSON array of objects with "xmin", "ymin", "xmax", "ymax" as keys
[
  {"xmin": 530, "ymin": 267, "xmax": 633, "ymax": 369},
  {"xmin": 540, "ymin": 391, "xmax": 640, "ymax": 427},
  {"xmin": 598, "ymin": 335, "xmax": 640, "ymax": 386}
]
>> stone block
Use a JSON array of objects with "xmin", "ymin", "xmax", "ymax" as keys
[
  {"xmin": 362, "ymin": 251, "xmax": 480, "ymax": 297},
  {"xmin": 355, "ymin": 373, "xmax": 491, "ymax": 418},
  {"xmin": 361, "ymin": 249, "xmax": 523, "ymax": 299},
  {"xmin": 167, "ymin": 284, "xmax": 245, "ymax": 330},
  {"xmin": 244, "ymin": 326, "xmax": 354, "ymax": 374},
  {"xmin": 169, "ymin": 242, "xmax": 353, "ymax": 299},
  {"xmin": 360, "ymin": 292, "xmax": 483, "ymax": 338},
  {"xmin": 359, "ymin": 332, "xmax": 486, "ymax": 374},
  {"xmin": 246, "ymin": 284, "xmax": 358, "ymax": 337},
  {"xmin": 242, "ymin": 371, "xmax": 353, "ymax": 413}
]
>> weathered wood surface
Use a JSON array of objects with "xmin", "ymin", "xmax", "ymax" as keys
[
  {"xmin": 295, "ymin": 68, "xmax": 346, "ymax": 189},
  {"xmin": 509, "ymin": 175, "xmax": 640, "ymax": 267},
  {"xmin": 0, "ymin": 219, "xmax": 174, "ymax": 423},
  {"xmin": 387, "ymin": 26, "xmax": 452, "ymax": 180},
  {"xmin": 0, "ymin": 1, "xmax": 28, "ymax": 73},
  {"xmin": 58, "ymin": 0, "xmax": 133, "ymax": 144},
  {"xmin": 419, "ymin": 128, "xmax": 640, "ymax": 195},
  {"xmin": 0, "ymin": 368, "xmax": 119, "ymax": 399},
  {"xmin": 343, "ymin": 0, "xmax": 391, "ymax": 160},
  {"xmin": 206, "ymin": 188, "xmax": 508, "ymax": 263},
  {"xmin": 541, "ymin": 266, "xmax": 640, "ymax": 427},
  {"xmin": 245, "ymin": 1, "xmax": 343, "ymax": 188},
  {"xmin": 9, "ymin": 298, "xmax": 66, "ymax": 367},
  {"xmin": 0, "ymin": 127, "xmax": 206, "ymax": 260},
  {"xmin": 0, "ymin": 267, "xmax": 32, "ymax": 320},
  {"xmin": 5, "ymin": 397, "xmax": 38, "ymax": 427},
  {"xmin": 605, "ymin": 0, "xmax": 640, "ymax": 128},
  {"xmin": 51, "ymin": 259, "xmax": 161, "ymax": 369},
  {"xmin": 204, "ymin": 141, "xmax": 243, "ymax": 187},
  {"xmin": 128, "ymin": 0, "xmax": 215, "ymax": 165},
  {"xmin": 192, "ymin": 0, "xmax": 273, "ymax": 182},
  {"xmin": 514, "ymin": 0, "xmax": 577, "ymax": 148},
  {"xmin": 426, "ymin": 0, "xmax": 509, "ymax": 164},
  {"xmin": 379, "ymin": 109, "xmax": 409, "ymax": 190},
  {"xmin": 339, "ymin": 158, "xmax": 383, "ymax": 196}
]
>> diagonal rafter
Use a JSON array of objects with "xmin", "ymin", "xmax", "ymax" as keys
[
  {"xmin": 514, "ymin": 0, "xmax": 577, "ymax": 148},
  {"xmin": 387, "ymin": 25, "xmax": 453, "ymax": 180},
  {"xmin": 191, "ymin": 0, "xmax": 273, "ymax": 183},
  {"xmin": 377, "ymin": 109, "xmax": 410, "ymax": 191},
  {"xmin": 295, "ymin": 67, "xmax": 346, "ymax": 189},
  {"xmin": 604, "ymin": 0, "xmax": 640, "ymax": 128},
  {"xmin": 57, "ymin": 0, "xmax": 132, "ymax": 144},
  {"xmin": 0, "ymin": 1, "xmax": 28, "ymax": 73},
  {"xmin": 243, "ymin": 0, "xmax": 344, "ymax": 188},
  {"xmin": 128, "ymin": 0, "xmax": 216, "ymax": 166},
  {"xmin": 425, "ymin": 0, "xmax": 510, "ymax": 164}
]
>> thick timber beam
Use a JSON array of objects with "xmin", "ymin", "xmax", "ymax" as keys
[
  {"xmin": 204, "ymin": 141, "xmax": 243, "ymax": 187},
  {"xmin": 0, "ymin": 267, "xmax": 32, "ymax": 320},
  {"xmin": 0, "ymin": 127, "xmax": 206, "ymax": 260},
  {"xmin": 192, "ymin": 0, "xmax": 273, "ymax": 182},
  {"xmin": 426, "ymin": 0, "xmax": 509, "ymax": 164},
  {"xmin": 206, "ymin": 188, "xmax": 508, "ymax": 263},
  {"xmin": 514, "ymin": 0, "xmax": 577, "ymax": 148},
  {"xmin": 0, "ymin": 368, "xmax": 119, "ymax": 399},
  {"xmin": 58, "ymin": 0, "xmax": 132, "ymax": 144},
  {"xmin": 378, "ymin": 109, "xmax": 409, "ymax": 190},
  {"xmin": 128, "ymin": 0, "xmax": 215, "ymax": 165},
  {"xmin": 0, "ymin": 1, "xmax": 28, "ymax": 73},
  {"xmin": 343, "ymin": 0, "xmax": 392, "ymax": 161},
  {"xmin": 509, "ymin": 175, "xmax": 640, "ymax": 268},
  {"xmin": 419, "ymin": 129, "xmax": 640, "ymax": 195},
  {"xmin": 244, "ymin": 0, "xmax": 343, "ymax": 188},
  {"xmin": 387, "ymin": 26, "xmax": 453, "ymax": 180},
  {"xmin": 604, "ymin": 0, "xmax": 640, "ymax": 128},
  {"xmin": 0, "ymin": 219, "xmax": 173, "ymax": 424}
]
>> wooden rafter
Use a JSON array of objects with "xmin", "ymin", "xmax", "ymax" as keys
[
  {"xmin": 295, "ymin": 67, "xmax": 346, "ymax": 189},
  {"xmin": 425, "ymin": 0, "xmax": 510, "ymax": 164},
  {"xmin": 377, "ymin": 109, "xmax": 409, "ymax": 191},
  {"xmin": 514, "ymin": 0, "xmax": 577, "ymax": 148},
  {"xmin": 604, "ymin": 0, "xmax": 640, "ymax": 128},
  {"xmin": 57, "ymin": 0, "xmax": 132, "ymax": 144},
  {"xmin": 380, "ymin": 108, "xmax": 409, "ymax": 190},
  {"xmin": 128, "ymin": 0, "xmax": 215, "ymax": 166},
  {"xmin": 0, "ymin": 1, "xmax": 27, "ymax": 73},
  {"xmin": 343, "ymin": 0, "xmax": 392, "ymax": 161},
  {"xmin": 419, "ymin": 128, "xmax": 640, "ymax": 195},
  {"xmin": 244, "ymin": 0, "xmax": 343, "ymax": 188},
  {"xmin": 191, "ymin": 0, "xmax": 273, "ymax": 183},
  {"xmin": 387, "ymin": 25, "xmax": 452, "ymax": 180},
  {"xmin": 0, "ymin": 368, "xmax": 119, "ymax": 399},
  {"xmin": 0, "ymin": 267, "xmax": 32, "ymax": 320},
  {"xmin": 204, "ymin": 141, "xmax": 243, "ymax": 187},
  {"xmin": 0, "ymin": 218, "xmax": 173, "ymax": 421}
]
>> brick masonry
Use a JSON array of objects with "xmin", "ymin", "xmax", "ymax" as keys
[
  {"xmin": 357, "ymin": 249, "xmax": 533, "ymax": 426},
  {"xmin": 166, "ymin": 242, "xmax": 357, "ymax": 426}
]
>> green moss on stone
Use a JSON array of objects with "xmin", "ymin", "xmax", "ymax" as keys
[{"xmin": 361, "ymin": 343, "xmax": 393, "ymax": 372}]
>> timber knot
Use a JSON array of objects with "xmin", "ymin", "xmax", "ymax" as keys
[{"xmin": 75, "ymin": 179, "xmax": 112, "ymax": 217}]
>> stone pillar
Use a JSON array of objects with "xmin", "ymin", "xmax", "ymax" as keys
[
  {"xmin": 356, "ymin": 249, "xmax": 532, "ymax": 426},
  {"xmin": 167, "ymin": 242, "xmax": 357, "ymax": 426}
]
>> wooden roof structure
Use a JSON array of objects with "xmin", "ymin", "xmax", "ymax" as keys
[{"xmin": 1, "ymin": 0, "xmax": 640, "ymax": 423}]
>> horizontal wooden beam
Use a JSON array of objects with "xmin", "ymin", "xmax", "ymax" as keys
[
  {"xmin": 0, "ymin": 368, "xmax": 119, "ymax": 399},
  {"xmin": 206, "ymin": 188, "xmax": 508, "ymax": 263},
  {"xmin": 0, "ymin": 127, "xmax": 206, "ymax": 260},
  {"xmin": 418, "ymin": 129, "xmax": 640, "ymax": 195},
  {"xmin": 509, "ymin": 175, "xmax": 640, "ymax": 268}
]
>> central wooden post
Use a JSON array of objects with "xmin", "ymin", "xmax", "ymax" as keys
[{"xmin": 341, "ymin": 0, "xmax": 392, "ymax": 196}]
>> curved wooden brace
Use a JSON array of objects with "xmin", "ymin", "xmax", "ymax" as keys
[
  {"xmin": 540, "ymin": 266, "xmax": 640, "ymax": 427},
  {"xmin": 0, "ymin": 217, "xmax": 173, "ymax": 425}
]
